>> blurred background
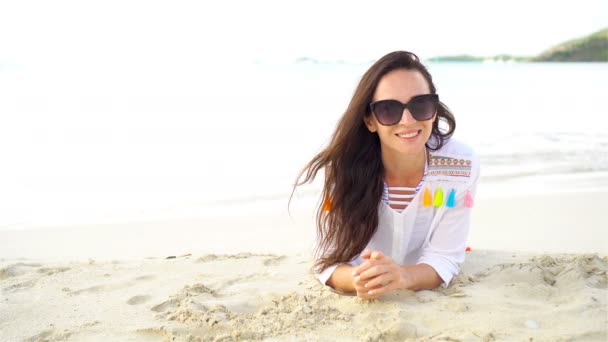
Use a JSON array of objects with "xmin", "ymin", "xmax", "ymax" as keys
[{"xmin": 0, "ymin": 0, "xmax": 607, "ymax": 229}]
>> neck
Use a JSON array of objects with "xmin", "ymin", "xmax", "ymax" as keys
[{"xmin": 381, "ymin": 147, "xmax": 427, "ymax": 187}]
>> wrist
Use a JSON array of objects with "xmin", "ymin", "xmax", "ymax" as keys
[{"xmin": 398, "ymin": 266, "xmax": 415, "ymax": 290}]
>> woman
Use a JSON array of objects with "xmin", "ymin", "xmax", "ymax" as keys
[{"xmin": 293, "ymin": 51, "xmax": 479, "ymax": 299}]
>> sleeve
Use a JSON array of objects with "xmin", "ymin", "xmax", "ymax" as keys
[
  {"xmin": 310, "ymin": 224, "xmax": 341, "ymax": 285},
  {"xmin": 312, "ymin": 241, "xmax": 359, "ymax": 285},
  {"xmin": 317, "ymin": 263, "xmax": 341, "ymax": 285},
  {"xmin": 312, "ymin": 185, "xmax": 352, "ymax": 286},
  {"xmin": 312, "ymin": 236, "xmax": 360, "ymax": 286},
  {"xmin": 417, "ymin": 153, "xmax": 480, "ymax": 288}
]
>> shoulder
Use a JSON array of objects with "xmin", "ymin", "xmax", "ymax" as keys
[{"xmin": 427, "ymin": 138, "xmax": 480, "ymax": 183}]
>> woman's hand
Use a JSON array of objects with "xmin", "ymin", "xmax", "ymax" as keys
[{"xmin": 351, "ymin": 249, "xmax": 406, "ymax": 299}]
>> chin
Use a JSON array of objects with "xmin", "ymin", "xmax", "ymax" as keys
[{"xmin": 388, "ymin": 142, "xmax": 426, "ymax": 155}]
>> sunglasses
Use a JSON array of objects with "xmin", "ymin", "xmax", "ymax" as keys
[{"xmin": 369, "ymin": 94, "xmax": 439, "ymax": 125}]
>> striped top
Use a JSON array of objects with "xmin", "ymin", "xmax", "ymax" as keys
[{"xmin": 382, "ymin": 152, "xmax": 428, "ymax": 213}]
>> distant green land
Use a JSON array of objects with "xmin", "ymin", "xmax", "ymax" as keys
[
  {"xmin": 428, "ymin": 28, "xmax": 608, "ymax": 62},
  {"xmin": 533, "ymin": 28, "xmax": 608, "ymax": 62}
]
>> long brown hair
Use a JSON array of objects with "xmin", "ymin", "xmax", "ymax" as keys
[{"xmin": 292, "ymin": 51, "xmax": 456, "ymax": 273}]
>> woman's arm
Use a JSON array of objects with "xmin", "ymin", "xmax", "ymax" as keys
[
  {"xmin": 352, "ymin": 250, "xmax": 443, "ymax": 297},
  {"xmin": 325, "ymin": 251, "xmax": 444, "ymax": 298},
  {"xmin": 398, "ymin": 263, "xmax": 443, "ymax": 290},
  {"xmin": 326, "ymin": 264, "xmax": 356, "ymax": 293}
]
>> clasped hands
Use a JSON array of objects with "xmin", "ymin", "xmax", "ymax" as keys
[{"xmin": 351, "ymin": 249, "xmax": 409, "ymax": 299}]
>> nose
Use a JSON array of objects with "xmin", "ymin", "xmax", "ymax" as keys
[{"xmin": 399, "ymin": 108, "xmax": 417, "ymax": 124}]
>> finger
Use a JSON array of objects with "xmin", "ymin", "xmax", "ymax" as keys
[
  {"xmin": 364, "ymin": 273, "xmax": 394, "ymax": 289},
  {"xmin": 354, "ymin": 273, "xmax": 380, "ymax": 290},
  {"xmin": 361, "ymin": 249, "xmax": 372, "ymax": 260},
  {"xmin": 356, "ymin": 290, "xmax": 380, "ymax": 300},
  {"xmin": 362, "ymin": 280, "xmax": 384, "ymax": 291},
  {"xmin": 353, "ymin": 257, "xmax": 389, "ymax": 277},
  {"xmin": 352, "ymin": 259, "xmax": 377, "ymax": 276},
  {"xmin": 353, "ymin": 275, "xmax": 366, "ymax": 287},
  {"xmin": 371, "ymin": 251, "xmax": 384, "ymax": 260},
  {"xmin": 357, "ymin": 293, "xmax": 378, "ymax": 300},
  {"xmin": 359, "ymin": 264, "xmax": 390, "ymax": 282},
  {"xmin": 366, "ymin": 280, "xmax": 399, "ymax": 297},
  {"xmin": 355, "ymin": 284, "xmax": 371, "ymax": 295},
  {"xmin": 367, "ymin": 281, "xmax": 399, "ymax": 297},
  {"xmin": 354, "ymin": 274, "xmax": 382, "ymax": 291}
]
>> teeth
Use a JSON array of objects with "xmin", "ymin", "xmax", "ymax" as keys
[{"xmin": 397, "ymin": 131, "xmax": 418, "ymax": 138}]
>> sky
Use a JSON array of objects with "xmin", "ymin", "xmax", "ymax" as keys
[
  {"xmin": 0, "ymin": 0, "xmax": 606, "ymax": 227},
  {"xmin": 0, "ymin": 0, "xmax": 606, "ymax": 67}
]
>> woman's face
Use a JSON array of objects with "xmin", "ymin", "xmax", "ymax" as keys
[{"xmin": 365, "ymin": 68, "xmax": 436, "ymax": 156}]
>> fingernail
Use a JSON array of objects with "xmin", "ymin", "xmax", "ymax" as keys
[
  {"xmin": 351, "ymin": 270, "xmax": 356, "ymax": 276},
  {"xmin": 368, "ymin": 290, "xmax": 374, "ymax": 295},
  {"xmin": 354, "ymin": 276, "xmax": 360, "ymax": 281},
  {"xmin": 364, "ymin": 283, "xmax": 368, "ymax": 288}
]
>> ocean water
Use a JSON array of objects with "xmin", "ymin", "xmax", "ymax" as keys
[{"xmin": 0, "ymin": 61, "xmax": 607, "ymax": 228}]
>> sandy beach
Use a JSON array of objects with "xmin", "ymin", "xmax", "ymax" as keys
[
  {"xmin": 1, "ymin": 174, "xmax": 607, "ymax": 341},
  {"xmin": 1, "ymin": 3, "xmax": 607, "ymax": 340}
]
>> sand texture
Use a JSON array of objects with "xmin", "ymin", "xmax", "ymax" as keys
[{"xmin": 1, "ymin": 250, "xmax": 606, "ymax": 341}]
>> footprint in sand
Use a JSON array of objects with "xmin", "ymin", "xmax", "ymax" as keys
[
  {"xmin": 70, "ymin": 285, "xmax": 107, "ymax": 296},
  {"xmin": 135, "ymin": 327, "xmax": 173, "ymax": 340},
  {"xmin": 26, "ymin": 328, "xmax": 73, "ymax": 342},
  {"xmin": 218, "ymin": 273, "xmax": 267, "ymax": 288},
  {"xmin": 37, "ymin": 267, "xmax": 70, "ymax": 276},
  {"xmin": 0, "ymin": 263, "xmax": 43, "ymax": 280},
  {"xmin": 263, "ymin": 255, "xmax": 287, "ymax": 266},
  {"xmin": 478, "ymin": 255, "xmax": 608, "ymax": 290},
  {"xmin": 3, "ymin": 279, "xmax": 38, "ymax": 293},
  {"xmin": 70, "ymin": 275, "xmax": 156, "ymax": 297},
  {"xmin": 150, "ymin": 298, "xmax": 181, "ymax": 312},
  {"xmin": 150, "ymin": 283, "xmax": 217, "ymax": 313},
  {"xmin": 195, "ymin": 252, "xmax": 276, "ymax": 263},
  {"xmin": 127, "ymin": 295, "xmax": 151, "ymax": 305},
  {"xmin": 474, "ymin": 262, "xmax": 550, "ymax": 287}
]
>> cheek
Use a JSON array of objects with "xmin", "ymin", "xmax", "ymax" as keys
[
  {"xmin": 379, "ymin": 125, "xmax": 394, "ymax": 136},
  {"xmin": 426, "ymin": 118, "xmax": 436, "ymax": 132},
  {"xmin": 421, "ymin": 121, "xmax": 434, "ymax": 139}
]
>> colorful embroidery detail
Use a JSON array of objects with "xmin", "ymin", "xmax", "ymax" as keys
[
  {"xmin": 428, "ymin": 155, "xmax": 472, "ymax": 177},
  {"xmin": 464, "ymin": 190, "xmax": 474, "ymax": 208},
  {"xmin": 423, "ymin": 188, "xmax": 432, "ymax": 207},
  {"xmin": 433, "ymin": 187, "xmax": 444, "ymax": 207},
  {"xmin": 446, "ymin": 188, "xmax": 456, "ymax": 208}
]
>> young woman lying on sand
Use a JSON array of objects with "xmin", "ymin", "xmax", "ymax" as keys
[{"xmin": 293, "ymin": 51, "xmax": 479, "ymax": 299}]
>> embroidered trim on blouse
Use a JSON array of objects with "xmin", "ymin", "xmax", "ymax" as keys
[{"xmin": 427, "ymin": 155, "xmax": 472, "ymax": 177}]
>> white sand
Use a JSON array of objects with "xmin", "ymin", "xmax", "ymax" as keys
[
  {"xmin": 1, "ymin": 179, "xmax": 607, "ymax": 341},
  {"xmin": 1, "ymin": 251, "xmax": 606, "ymax": 341}
]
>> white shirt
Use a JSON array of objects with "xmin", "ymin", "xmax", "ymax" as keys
[{"xmin": 315, "ymin": 138, "xmax": 480, "ymax": 288}]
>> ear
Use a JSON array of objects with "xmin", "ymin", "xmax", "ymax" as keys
[{"xmin": 363, "ymin": 115, "xmax": 377, "ymax": 133}]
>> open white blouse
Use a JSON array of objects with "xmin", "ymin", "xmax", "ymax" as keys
[{"xmin": 316, "ymin": 138, "xmax": 480, "ymax": 288}]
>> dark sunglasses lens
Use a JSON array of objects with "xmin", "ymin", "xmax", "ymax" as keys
[
  {"xmin": 373, "ymin": 101, "xmax": 402, "ymax": 125},
  {"xmin": 409, "ymin": 96, "xmax": 437, "ymax": 121}
]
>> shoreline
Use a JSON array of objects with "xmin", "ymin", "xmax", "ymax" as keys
[
  {"xmin": 2, "ymin": 170, "xmax": 607, "ymax": 233},
  {"xmin": 1, "ymin": 179, "xmax": 606, "ymax": 261}
]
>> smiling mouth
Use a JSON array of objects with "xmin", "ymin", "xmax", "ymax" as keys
[{"xmin": 396, "ymin": 130, "xmax": 421, "ymax": 139}]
